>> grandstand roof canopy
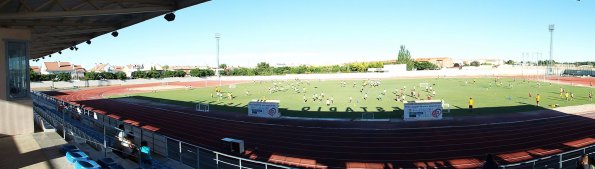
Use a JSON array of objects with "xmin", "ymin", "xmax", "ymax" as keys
[{"xmin": 0, "ymin": 0, "xmax": 209, "ymax": 59}]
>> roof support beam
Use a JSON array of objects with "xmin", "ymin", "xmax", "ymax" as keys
[
  {"xmin": 35, "ymin": 37, "xmax": 89, "ymax": 44},
  {"xmin": 104, "ymin": 0, "xmax": 174, "ymax": 6},
  {"xmin": 0, "ymin": 0, "xmax": 11, "ymax": 9},
  {"xmin": 18, "ymin": 0, "xmax": 32, "ymax": 12},
  {"xmin": 0, "ymin": 6, "xmax": 173, "ymax": 19},
  {"xmin": 34, "ymin": 0, "xmax": 55, "ymax": 11},
  {"xmin": 31, "ymin": 47, "xmax": 63, "ymax": 53},
  {"xmin": 0, "ymin": 21, "xmax": 112, "ymax": 27},
  {"xmin": 34, "ymin": 27, "xmax": 112, "ymax": 36}
]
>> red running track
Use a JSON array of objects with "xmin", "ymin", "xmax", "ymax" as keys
[{"xmin": 44, "ymin": 81, "xmax": 595, "ymax": 169}]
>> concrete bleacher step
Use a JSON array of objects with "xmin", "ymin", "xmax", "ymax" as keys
[{"xmin": 34, "ymin": 114, "xmax": 56, "ymax": 132}]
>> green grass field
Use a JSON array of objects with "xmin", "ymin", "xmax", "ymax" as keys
[{"xmin": 110, "ymin": 78, "xmax": 594, "ymax": 119}]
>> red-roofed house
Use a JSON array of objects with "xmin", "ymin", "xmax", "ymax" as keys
[
  {"xmin": 30, "ymin": 66, "xmax": 40, "ymax": 73},
  {"xmin": 123, "ymin": 64, "xmax": 144, "ymax": 77},
  {"xmin": 89, "ymin": 63, "xmax": 110, "ymax": 73},
  {"xmin": 171, "ymin": 66, "xmax": 199, "ymax": 74},
  {"xmin": 40, "ymin": 61, "xmax": 85, "ymax": 80},
  {"xmin": 111, "ymin": 66, "xmax": 124, "ymax": 72}
]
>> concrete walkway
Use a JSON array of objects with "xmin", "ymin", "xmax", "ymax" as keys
[
  {"xmin": 0, "ymin": 131, "xmax": 144, "ymax": 169},
  {"xmin": 0, "ymin": 132, "xmax": 69, "ymax": 169}
]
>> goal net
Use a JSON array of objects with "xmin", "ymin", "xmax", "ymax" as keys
[
  {"xmin": 196, "ymin": 103, "xmax": 210, "ymax": 112},
  {"xmin": 419, "ymin": 83, "xmax": 430, "ymax": 89}
]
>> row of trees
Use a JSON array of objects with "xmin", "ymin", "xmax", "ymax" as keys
[
  {"xmin": 189, "ymin": 69, "xmax": 215, "ymax": 77},
  {"xmin": 396, "ymin": 45, "xmax": 415, "ymax": 71},
  {"xmin": 30, "ymin": 73, "xmax": 71, "ymax": 81},
  {"xmin": 504, "ymin": 60, "xmax": 559, "ymax": 66},
  {"xmin": 84, "ymin": 72, "xmax": 127, "ymax": 80},
  {"xmin": 131, "ymin": 70, "xmax": 187, "ymax": 79},
  {"xmin": 395, "ymin": 45, "xmax": 441, "ymax": 70},
  {"xmin": 220, "ymin": 61, "xmax": 385, "ymax": 76},
  {"xmin": 30, "ymin": 68, "xmax": 71, "ymax": 81}
]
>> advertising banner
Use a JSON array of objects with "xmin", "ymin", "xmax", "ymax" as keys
[
  {"xmin": 403, "ymin": 100, "xmax": 443, "ymax": 121},
  {"xmin": 248, "ymin": 100, "xmax": 281, "ymax": 118}
]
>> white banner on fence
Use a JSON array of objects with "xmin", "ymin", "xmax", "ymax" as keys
[
  {"xmin": 403, "ymin": 100, "xmax": 443, "ymax": 121},
  {"xmin": 247, "ymin": 100, "xmax": 281, "ymax": 118}
]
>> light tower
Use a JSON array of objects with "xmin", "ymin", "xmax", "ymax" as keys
[
  {"xmin": 215, "ymin": 33, "xmax": 221, "ymax": 86},
  {"xmin": 548, "ymin": 24, "xmax": 554, "ymax": 76}
]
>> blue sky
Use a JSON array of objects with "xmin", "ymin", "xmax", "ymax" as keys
[{"xmin": 32, "ymin": 0, "xmax": 594, "ymax": 69}]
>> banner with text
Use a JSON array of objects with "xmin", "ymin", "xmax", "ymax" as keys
[
  {"xmin": 403, "ymin": 100, "xmax": 443, "ymax": 121},
  {"xmin": 248, "ymin": 100, "xmax": 281, "ymax": 118}
]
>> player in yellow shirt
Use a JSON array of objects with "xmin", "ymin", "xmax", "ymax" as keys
[
  {"xmin": 536, "ymin": 94, "xmax": 540, "ymax": 106},
  {"xmin": 565, "ymin": 92, "xmax": 570, "ymax": 101},
  {"xmin": 468, "ymin": 97, "xmax": 474, "ymax": 111}
]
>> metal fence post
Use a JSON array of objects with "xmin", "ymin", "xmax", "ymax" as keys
[
  {"xmin": 103, "ymin": 125, "xmax": 107, "ymax": 158},
  {"xmin": 216, "ymin": 153, "xmax": 219, "ymax": 169},
  {"xmin": 139, "ymin": 129, "xmax": 143, "ymax": 168},
  {"xmin": 179, "ymin": 141, "xmax": 182, "ymax": 162},
  {"xmin": 239, "ymin": 159, "xmax": 242, "ymax": 169},
  {"xmin": 559, "ymin": 154, "xmax": 563, "ymax": 169},
  {"xmin": 62, "ymin": 110, "xmax": 66, "ymax": 139}
]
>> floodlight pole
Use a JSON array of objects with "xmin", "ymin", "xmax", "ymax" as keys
[
  {"xmin": 521, "ymin": 52, "xmax": 525, "ymax": 78},
  {"xmin": 215, "ymin": 33, "xmax": 221, "ymax": 87},
  {"xmin": 548, "ymin": 24, "xmax": 555, "ymax": 77}
]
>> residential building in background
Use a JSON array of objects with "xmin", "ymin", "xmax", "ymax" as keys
[
  {"xmin": 89, "ymin": 63, "xmax": 110, "ymax": 73},
  {"xmin": 142, "ymin": 64, "xmax": 163, "ymax": 71},
  {"xmin": 414, "ymin": 57, "xmax": 454, "ymax": 68},
  {"xmin": 171, "ymin": 66, "xmax": 199, "ymax": 74},
  {"xmin": 124, "ymin": 64, "xmax": 144, "ymax": 77},
  {"xmin": 40, "ymin": 61, "xmax": 85, "ymax": 80},
  {"xmin": 31, "ymin": 66, "xmax": 40, "ymax": 74}
]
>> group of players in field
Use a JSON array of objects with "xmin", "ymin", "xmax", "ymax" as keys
[
  {"xmin": 299, "ymin": 79, "xmax": 441, "ymax": 107},
  {"xmin": 209, "ymin": 78, "xmax": 593, "ymax": 111}
]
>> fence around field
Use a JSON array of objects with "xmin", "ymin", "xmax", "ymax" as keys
[
  {"xmin": 31, "ymin": 90, "xmax": 595, "ymax": 169},
  {"xmin": 31, "ymin": 91, "xmax": 294, "ymax": 169},
  {"xmin": 31, "ymin": 66, "xmax": 561, "ymax": 89}
]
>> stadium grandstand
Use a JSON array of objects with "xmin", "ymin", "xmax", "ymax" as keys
[{"xmin": 1, "ymin": 1, "xmax": 595, "ymax": 169}]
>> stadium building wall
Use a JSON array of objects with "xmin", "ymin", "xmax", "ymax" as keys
[{"xmin": 0, "ymin": 28, "xmax": 34, "ymax": 135}]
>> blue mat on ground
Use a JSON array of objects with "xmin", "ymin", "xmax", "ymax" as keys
[
  {"xmin": 74, "ymin": 159, "xmax": 101, "ymax": 169},
  {"xmin": 66, "ymin": 150, "xmax": 88, "ymax": 163}
]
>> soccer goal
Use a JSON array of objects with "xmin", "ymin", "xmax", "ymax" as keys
[
  {"xmin": 419, "ymin": 83, "xmax": 430, "ymax": 89},
  {"xmin": 442, "ymin": 102, "xmax": 451, "ymax": 113},
  {"xmin": 361, "ymin": 112, "xmax": 375, "ymax": 119},
  {"xmin": 195, "ymin": 103, "xmax": 210, "ymax": 112}
]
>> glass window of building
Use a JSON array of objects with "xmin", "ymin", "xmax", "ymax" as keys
[{"xmin": 5, "ymin": 40, "xmax": 29, "ymax": 99}]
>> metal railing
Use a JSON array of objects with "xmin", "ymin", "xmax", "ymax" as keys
[
  {"xmin": 32, "ymin": 91, "xmax": 293, "ymax": 169},
  {"xmin": 34, "ymin": 91, "xmax": 595, "ymax": 169},
  {"xmin": 499, "ymin": 144, "xmax": 595, "ymax": 169}
]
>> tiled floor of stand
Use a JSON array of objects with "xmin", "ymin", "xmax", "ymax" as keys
[{"xmin": 0, "ymin": 130, "xmax": 192, "ymax": 169}]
